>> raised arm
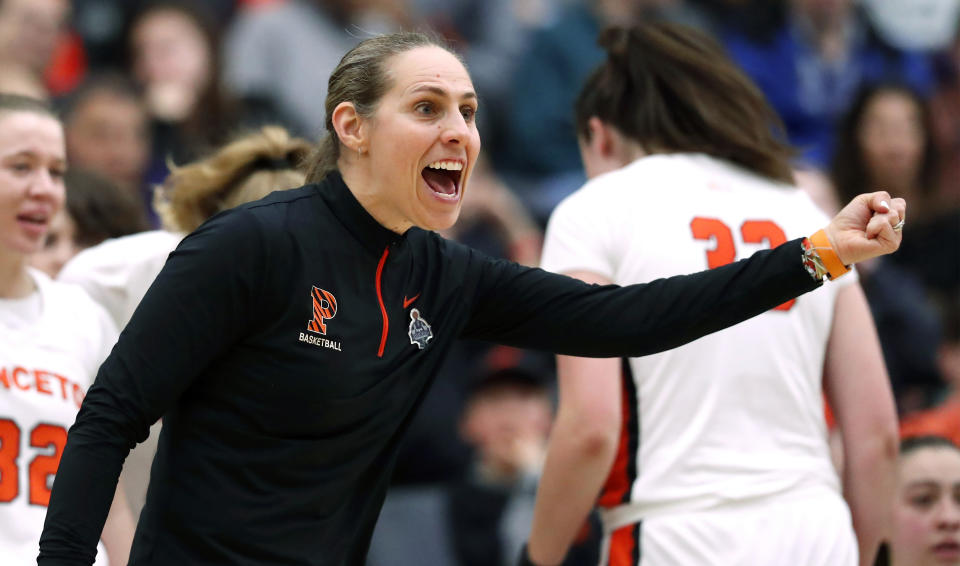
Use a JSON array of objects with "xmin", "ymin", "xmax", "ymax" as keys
[{"xmin": 462, "ymin": 192, "xmax": 905, "ymax": 357}]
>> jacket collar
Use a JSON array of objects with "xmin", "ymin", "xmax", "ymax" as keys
[{"xmin": 315, "ymin": 171, "xmax": 406, "ymax": 256}]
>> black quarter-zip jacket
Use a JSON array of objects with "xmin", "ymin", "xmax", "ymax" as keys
[{"xmin": 39, "ymin": 172, "xmax": 820, "ymax": 565}]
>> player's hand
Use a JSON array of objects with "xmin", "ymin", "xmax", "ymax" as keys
[{"xmin": 823, "ymin": 191, "xmax": 905, "ymax": 266}]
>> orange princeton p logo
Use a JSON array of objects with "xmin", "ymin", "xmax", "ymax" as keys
[{"xmin": 307, "ymin": 287, "xmax": 338, "ymax": 335}]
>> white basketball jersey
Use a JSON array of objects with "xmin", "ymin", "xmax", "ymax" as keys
[
  {"xmin": 0, "ymin": 269, "xmax": 116, "ymax": 564},
  {"xmin": 542, "ymin": 154, "xmax": 856, "ymax": 525},
  {"xmin": 58, "ymin": 230, "xmax": 183, "ymax": 329}
]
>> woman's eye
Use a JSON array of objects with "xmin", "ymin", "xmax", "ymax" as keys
[
  {"xmin": 49, "ymin": 167, "xmax": 65, "ymax": 180},
  {"xmin": 415, "ymin": 102, "xmax": 435, "ymax": 116},
  {"xmin": 461, "ymin": 106, "xmax": 476, "ymax": 121},
  {"xmin": 11, "ymin": 162, "xmax": 31, "ymax": 173},
  {"xmin": 910, "ymin": 494, "xmax": 936, "ymax": 508}
]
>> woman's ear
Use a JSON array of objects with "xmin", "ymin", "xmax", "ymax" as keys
[
  {"xmin": 580, "ymin": 117, "xmax": 624, "ymax": 178},
  {"xmin": 588, "ymin": 116, "xmax": 616, "ymax": 159},
  {"xmin": 331, "ymin": 101, "xmax": 366, "ymax": 153}
]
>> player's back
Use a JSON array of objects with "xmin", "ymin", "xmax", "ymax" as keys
[{"xmin": 544, "ymin": 153, "xmax": 851, "ymax": 518}]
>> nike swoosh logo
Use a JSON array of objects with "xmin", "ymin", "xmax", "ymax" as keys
[{"xmin": 403, "ymin": 293, "xmax": 420, "ymax": 309}]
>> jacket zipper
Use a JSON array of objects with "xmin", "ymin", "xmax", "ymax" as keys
[{"xmin": 375, "ymin": 246, "xmax": 390, "ymax": 358}]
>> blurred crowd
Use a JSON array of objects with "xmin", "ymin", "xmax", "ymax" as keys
[{"xmin": 4, "ymin": 0, "xmax": 959, "ymax": 564}]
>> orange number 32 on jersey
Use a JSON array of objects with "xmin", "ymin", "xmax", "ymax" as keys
[
  {"xmin": 0, "ymin": 419, "xmax": 68, "ymax": 506},
  {"xmin": 690, "ymin": 217, "xmax": 796, "ymax": 312}
]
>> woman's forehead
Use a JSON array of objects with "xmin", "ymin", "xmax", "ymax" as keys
[
  {"xmin": 0, "ymin": 112, "xmax": 64, "ymax": 149},
  {"xmin": 902, "ymin": 447, "xmax": 960, "ymax": 481},
  {"xmin": 387, "ymin": 46, "xmax": 474, "ymax": 96},
  {"xmin": 865, "ymin": 91, "xmax": 919, "ymax": 118}
]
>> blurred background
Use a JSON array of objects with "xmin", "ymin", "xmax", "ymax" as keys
[{"xmin": 13, "ymin": 0, "xmax": 958, "ymax": 564}]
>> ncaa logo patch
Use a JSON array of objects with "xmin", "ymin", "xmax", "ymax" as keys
[{"xmin": 407, "ymin": 308, "xmax": 433, "ymax": 350}]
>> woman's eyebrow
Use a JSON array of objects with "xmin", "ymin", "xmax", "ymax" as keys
[
  {"xmin": 905, "ymin": 480, "xmax": 941, "ymax": 490},
  {"xmin": 1, "ymin": 149, "xmax": 38, "ymax": 160},
  {"xmin": 407, "ymin": 84, "xmax": 477, "ymax": 102}
]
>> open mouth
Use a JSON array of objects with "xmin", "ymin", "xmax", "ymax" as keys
[
  {"xmin": 15, "ymin": 212, "xmax": 49, "ymax": 238},
  {"xmin": 17, "ymin": 212, "xmax": 48, "ymax": 227},
  {"xmin": 933, "ymin": 540, "xmax": 960, "ymax": 559},
  {"xmin": 421, "ymin": 160, "xmax": 463, "ymax": 200}
]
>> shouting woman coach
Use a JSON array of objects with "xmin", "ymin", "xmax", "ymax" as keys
[{"xmin": 40, "ymin": 32, "xmax": 905, "ymax": 566}]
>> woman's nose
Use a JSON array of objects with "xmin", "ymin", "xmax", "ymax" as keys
[
  {"xmin": 937, "ymin": 501, "xmax": 960, "ymax": 530},
  {"xmin": 441, "ymin": 113, "xmax": 469, "ymax": 145}
]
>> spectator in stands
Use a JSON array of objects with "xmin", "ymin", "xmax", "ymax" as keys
[
  {"xmin": 29, "ymin": 168, "xmax": 146, "ymax": 277},
  {"xmin": 127, "ymin": 1, "xmax": 242, "ymax": 189},
  {"xmin": 722, "ymin": 0, "xmax": 933, "ymax": 168},
  {"xmin": 832, "ymin": 83, "xmax": 941, "ymax": 225},
  {"xmin": 224, "ymin": 0, "xmax": 409, "ymax": 136},
  {"xmin": 449, "ymin": 366, "xmax": 553, "ymax": 566},
  {"xmin": 62, "ymin": 74, "xmax": 152, "ymax": 223},
  {"xmin": 831, "ymin": 82, "xmax": 957, "ymax": 407},
  {"xmin": 0, "ymin": 0, "xmax": 69, "ymax": 91},
  {"xmin": 369, "ymin": 365, "xmax": 600, "ymax": 566},
  {"xmin": 890, "ymin": 436, "xmax": 960, "ymax": 566}
]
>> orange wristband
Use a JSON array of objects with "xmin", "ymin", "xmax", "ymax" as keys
[{"xmin": 810, "ymin": 229, "xmax": 850, "ymax": 280}]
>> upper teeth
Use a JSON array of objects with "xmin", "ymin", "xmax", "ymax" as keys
[{"xmin": 427, "ymin": 160, "xmax": 463, "ymax": 171}]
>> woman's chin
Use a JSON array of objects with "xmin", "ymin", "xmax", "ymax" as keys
[
  {"xmin": 418, "ymin": 208, "xmax": 460, "ymax": 232},
  {"xmin": 7, "ymin": 235, "xmax": 44, "ymax": 257}
]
